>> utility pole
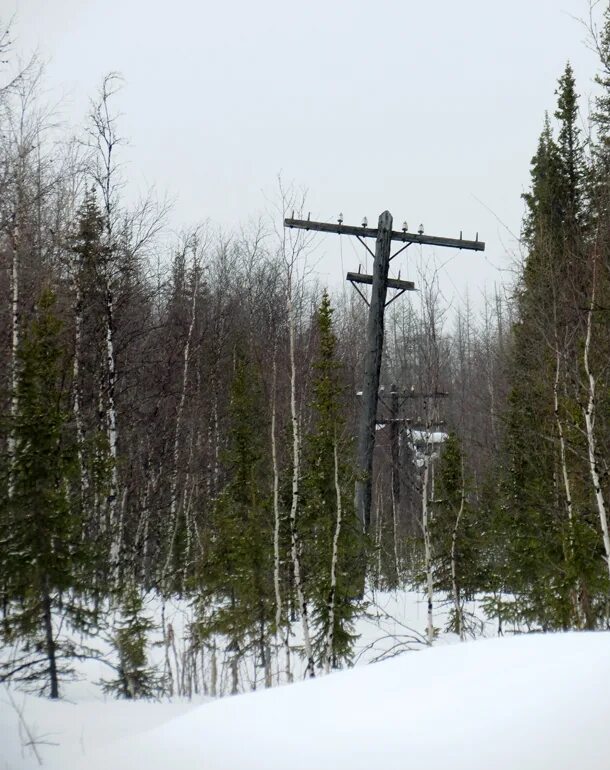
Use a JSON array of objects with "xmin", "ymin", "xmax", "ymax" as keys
[
  {"xmin": 285, "ymin": 210, "xmax": 484, "ymax": 533},
  {"xmin": 377, "ymin": 386, "xmax": 449, "ymax": 508}
]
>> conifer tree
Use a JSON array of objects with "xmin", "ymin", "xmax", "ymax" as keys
[
  {"xmin": 499, "ymin": 110, "xmax": 572, "ymax": 629},
  {"xmin": 555, "ymin": 63, "xmax": 587, "ymax": 237},
  {"xmin": 497, "ymin": 68, "xmax": 605, "ymax": 630},
  {"xmin": 102, "ymin": 584, "xmax": 160, "ymax": 699},
  {"xmin": 0, "ymin": 289, "xmax": 95, "ymax": 697},
  {"xmin": 70, "ymin": 190, "xmax": 114, "ymax": 556},
  {"xmin": 301, "ymin": 291, "xmax": 361, "ymax": 670},
  {"xmin": 430, "ymin": 433, "xmax": 482, "ymax": 638},
  {"xmin": 593, "ymin": 5, "xmax": 610, "ymax": 174},
  {"xmin": 195, "ymin": 351, "xmax": 274, "ymax": 691}
]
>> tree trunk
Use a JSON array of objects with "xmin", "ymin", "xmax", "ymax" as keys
[
  {"xmin": 41, "ymin": 581, "xmax": 59, "ymax": 699},
  {"xmin": 105, "ymin": 286, "xmax": 121, "ymax": 572},
  {"xmin": 210, "ymin": 643, "xmax": 218, "ymax": 697},
  {"xmin": 324, "ymin": 440, "xmax": 343, "ymax": 674},
  {"xmin": 287, "ymin": 292, "xmax": 314, "ymax": 678},
  {"xmin": 165, "ymin": 252, "xmax": 199, "ymax": 585},
  {"xmin": 422, "ymin": 454, "xmax": 434, "ymax": 645},
  {"xmin": 582, "ymin": 255, "xmax": 610, "ymax": 581},
  {"xmin": 553, "ymin": 344, "xmax": 582, "ymax": 626},
  {"xmin": 270, "ymin": 354, "xmax": 292, "ymax": 681},
  {"xmin": 72, "ymin": 278, "xmax": 89, "ymax": 504},
  {"xmin": 450, "ymin": 462, "xmax": 466, "ymax": 641},
  {"xmin": 7, "ymin": 216, "xmax": 19, "ymax": 500}
]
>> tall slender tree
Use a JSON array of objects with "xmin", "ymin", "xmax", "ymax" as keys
[{"xmin": 1, "ymin": 289, "xmax": 95, "ymax": 697}]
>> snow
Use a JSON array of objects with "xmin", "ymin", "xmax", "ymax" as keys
[
  {"xmin": 0, "ymin": 692, "xmax": 206, "ymax": 770},
  {"xmin": 4, "ymin": 629, "xmax": 610, "ymax": 770}
]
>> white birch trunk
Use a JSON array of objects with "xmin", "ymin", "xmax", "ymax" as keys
[
  {"xmin": 422, "ymin": 454, "xmax": 434, "ymax": 645},
  {"xmin": 72, "ymin": 278, "xmax": 89, "ymax": 502},
  {"xmin": 271, "ymin": 356, "xmax": 283, "ymax": 634},
  {"xmin": 553, "ymin": 345, "xmax": 583, "ymax": 625},
  {"xmin": 554, "ymin": 348, "xmax": 575, "ymax": 530},
  {"xmin": 210, "ymin": 643, "xmax": 218, "ymax": 697},
  {"xmin": 7, "ymin": 218, "xmax": 19, "ymax": 499},
  {"xmin": 164, "ymin": 256, "xmax": 199, "ymax": 584},
  {"xmin": 582, "ymin": 257, "xmax": 610, "ymax": 581},
  {"xmin": 375, "ymin": 487, "xmax": 383, "ymax": 585},
  {"xmin": 206, "ymin": 365, "xmax": 221, "ymax": 500},
  {"xmin": 450, "ymin": 464, "xmax": 466, "ymax": 641},
  {"xmin": 270, "ymin": 355, "xmax": 292, "ymax": 681},
  {"xmin": 287, "ymin": 292, "xmax": 315, "ymax": 678},
  {"xmin": 324, "ymin": 440, "xmax": 343, "ymax": 674},
  {"xmin": 105, "ymin": 286, "xmax": 121, "ymax": 570}
]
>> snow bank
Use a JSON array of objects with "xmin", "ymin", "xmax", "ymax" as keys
[
  {"xmin": 66, "ymin": 632, "xmax": 610, "ymax": 770},
  {"xmin": 0, "ymin": 691, "xmax": 207, "ymax": 770}
]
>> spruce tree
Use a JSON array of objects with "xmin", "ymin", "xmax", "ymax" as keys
[
  {"xmin": 101, "ymin": 584, "xmax": 160, "ymax": 699},
  {"xmin": 301, "ymin": 291, "xmax": 361, "ymax": 670},
  {"xmin": 555, "ymin": 63, "xmax": 586, "ymax": 237},
  {"xmin": 194, "ymin": 351, "xmax": 274, "ymax": 691},
  {"xmin": 70, "ymin": 190, "xmax": 114, "ymax": 559},
  {"xmin": 0, "ymin": 289, "xmax": 96, "ymax": 697},
  {"xmin": 497, "ymin": 68, "xmax": 605, "ymax": 630},
  {"xmin": 593, "ymin": 5, "xmax": 610, "ymax": 174},
  {"xmin": 429, "ymin": 433, "xmax": 483, "ymax": 637}
]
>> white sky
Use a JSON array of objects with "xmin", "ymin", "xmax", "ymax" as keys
[{"xmin": 4, "ymin": 0, "xmax": 602, "ymax": 312}]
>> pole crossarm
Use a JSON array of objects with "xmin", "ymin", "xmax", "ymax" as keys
[
  {"xmin": 346, "ymin": 272, "xmax": 415, "ymax": 292},
  {"xmin": 284, "ymin": 218, "xmax": 485, "ymax": 252}
]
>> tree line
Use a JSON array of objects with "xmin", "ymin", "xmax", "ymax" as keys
[{"xmin": 1, "ymin": 8, "xmax": 609, "ymax": 699}]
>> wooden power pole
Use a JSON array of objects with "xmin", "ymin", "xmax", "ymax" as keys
[
  {"xmin": 377, "ymin": 385, "xmax": 449, "ymax": 508},
  {"xmin": 285, "ymin": 210, "xmax": 484, "ymax": 532}
]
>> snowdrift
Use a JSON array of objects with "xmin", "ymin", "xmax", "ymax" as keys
[{"xmin": 63, "ymin": 632, "xmax": 610, "ymax": 770}]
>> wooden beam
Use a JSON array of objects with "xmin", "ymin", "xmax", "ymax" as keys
[
  {"xmin": 347, "ymin": 272, "xmax": 415, "ymax": 291},
  {"xmin": 376, "ymin": 418, "xmax": 412, "ymax": 425},
  {"xmin": 284, "ymin": 218, "xmax": 485, "ymax": 252}
]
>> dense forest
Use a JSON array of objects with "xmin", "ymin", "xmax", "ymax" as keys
[{"xmin": 0, "ymin": 9, "xmax": 609, "ymax": 700}]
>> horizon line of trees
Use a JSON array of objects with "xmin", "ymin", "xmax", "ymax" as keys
[{"xmin": 0, "ymin": 6, "xmax": 609, "ymax": 698}]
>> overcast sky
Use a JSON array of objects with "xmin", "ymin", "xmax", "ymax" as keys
[{"xmin": 4, "ymin": 0, "xmax": 602, "ymax": 312}]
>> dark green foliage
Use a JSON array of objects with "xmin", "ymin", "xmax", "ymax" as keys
[
  {"xmin": 555, "ymin": 63, "xmax": 587, "ymax": 236},
  {"xmin": 193, "ymin": 351, "xmax": 274, "ymax": 674},
  {"xmin": 301, "ymin": 291, "xmax": 362, "ymax": 669},
  {"xmin": 430, "ymin": 434, "xmax": 485, "ymax": 630},
  {"xmin": 0, "ymin": 290, "xmax": 96, "ymax": 697},
  {"xmin": 522, "ymin": 114, "xmax": 565, "ymax": 253},
  {"xmin": 101, "ymin": 585, "xmax": 160, "ymax": 699},
  {"xmin": 593, "ymin": 6, "xmax": 610, "ymax": 169},
  {"xmin": 491, "ymin": 61, "xmax": 610, "ymax": 631},
  {"xmin": 70, "ymin": 190, "xmax": 114, "ymax": 548}
]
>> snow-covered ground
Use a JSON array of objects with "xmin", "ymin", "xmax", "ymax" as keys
[{"xmin": 3, "ymin": 590, "xmax": 607, "ymax": 770}]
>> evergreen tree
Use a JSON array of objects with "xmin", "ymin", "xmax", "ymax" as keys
[
  {"xmin": 70, "ymin": 190, "xmax": 114, "ymax": 548},
  {"xmin": 496, "ymin": 67, "xmax": 606, "ymax": 630},
  {"xmin": 0, "ymin": 289, "xmax": 96, "ymax": 697},
  {"xmin": 194, "ymin": 351, "xmax": 274, "ymax": 691},
  {"xmin": 101, "ymin": 584, "xmax": 160, "ymax": 699},
  {"xmin": 555, "ymin": 63, "xmax": 587, "ymax": 238},
  {"xmin": 593, "ymin": 5, "xmax": 610, "ymax": 174},
  {"xmin": 301, "ymin": 291, "xmax": 361, "ymax": 670},
  {"xmin": 430, "ymin": 433, "xmax": 483, "ymax": 637}
]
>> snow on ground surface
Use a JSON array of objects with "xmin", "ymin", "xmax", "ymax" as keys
[
  {"xmin": 0, "ymin": 692, "xmax": 207, "ymax": 770},
  {"xmin": 2, "ymin": 591, "xmax": 608, "ymax": 769},
  {"xmin": 56, "ymin": 633, "xmax": 610, "ymax": 770}
]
